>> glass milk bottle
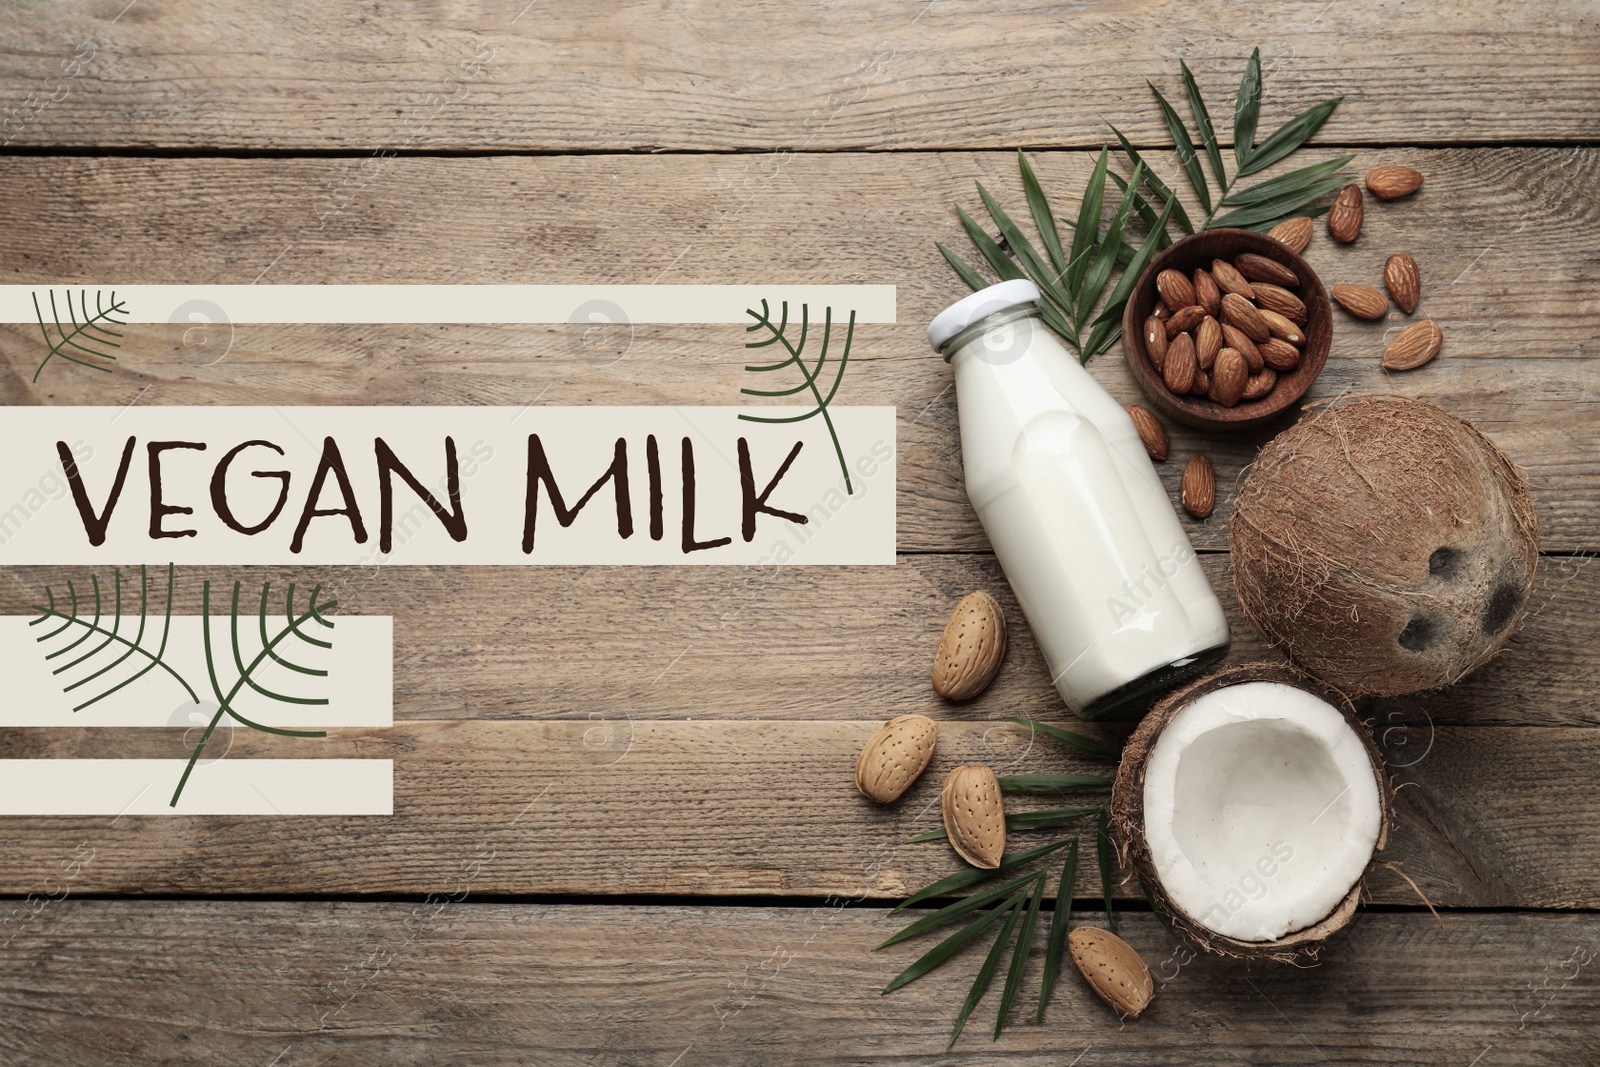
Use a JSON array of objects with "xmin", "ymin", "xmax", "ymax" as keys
[{"xmin": 929, "ymin": 280, "xmax": 1229, "ymax": 718}]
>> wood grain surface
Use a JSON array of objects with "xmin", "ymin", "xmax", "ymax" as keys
[
  {"xmin": 3, "ymin": 554, "xmax": 1593, "ymax": 728},
  {"xmin": 0, "ymin": 718, "xmax": 1589, "ymax": 906},
  {"xmin": 1, "ymin": 148, "xmax": 1596, "ymax": 551},
  {"xmin": 1, "ymin": 1, "xmax": 1597, "ymax": 150},
  {"xmin": 2, "ymin": 2, "xmax": 1597, "ymax": 1061},
  {"xmin": 0, "ymin": 904, "xmax": 1593, "ymax": 1066}
]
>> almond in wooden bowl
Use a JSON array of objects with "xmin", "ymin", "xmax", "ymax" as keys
[{"xmin": 1121, "ymin": 229, "xmax": 1331, "ymax": 432}]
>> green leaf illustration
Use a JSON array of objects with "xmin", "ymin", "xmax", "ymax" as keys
[
  {"xmin": 31, "ymin": 565, "xmax": 337, "ymax": 806},
  {"xmin": 31, "ymin": 288, "xmax": 127, "ymax": 382},
  {"xmin": 739, "ymin": 299, "xmax": 855, "ymax": 493}
]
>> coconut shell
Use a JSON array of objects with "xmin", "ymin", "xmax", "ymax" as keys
[
  {"xmin": 1110, "ymin": 663, "xmax": 1393, "ymax": 964},
  {"xmin": 1231, "ymin": 397, "xmax": 1539, "ymax": 697}
]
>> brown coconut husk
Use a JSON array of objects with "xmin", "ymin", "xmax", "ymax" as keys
[
  {"xmin": 1231, "ymin": 396, "xmax": 1539, "ymax": 698},
  {"xmin": 1110, "ymin": 663, "xmax": 1394, "ymax": 964}
]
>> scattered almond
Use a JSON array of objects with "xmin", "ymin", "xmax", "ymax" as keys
[
  {"xmin": 1382, "ymin": 319, "xmax": 1443, "ymax": 371},
  {"xmin": 1211, "ymin": 348, "xmax": 1248, "ymax": 407},
  {"xmin": 1328, "ymin": 183, "xmax": 1364, "ymax": 243},
  {"xmin": 1366, "ymin": 165, "xmax": 1424, "ymax": 200},
  {"xmin": 1266, "ymin": 216, "xmax": 1313, "ymax": 254},
  {"xmin": 1192, "ymin": 268, "xmax": 1222, "ymax": 317},
  {"xmin": 1243, "ymin": 367, "xmax": 1278, "ymax": 400},
  {"xmin": 1250, "ymin": 283, "xmax": 1306, "ymax": 324},
  {"xmin": 1070, "ymin": 927, "xmax": 1154, "ymax": 1021},
  {"xmin": 1143, "ymin": 314, "xmax": 1168, "ymax": 369},
  {"xmin": 931, "ymin": 591, "xmax": 1007, "ymax": 700},
  {"xmin": 1384, "ymin": 254, "xmax": 1421, "ymax": 314},
  {"xmin": 1330, "ymin": 284, "xmax": 1389, "ymax": 321},
  {"xmin": 1155, "ymin": 269, "xmax": 1197, "ymax": 311},
  {"xmin": 1258, "ymin": 308, "xmax": 1305, "ymax": 345},
  {"xmin": 1162, "ymin": 332, "xmax": 1196, "ymax": 394},
  {"xmin": 1259, "ymin": 336, "xmax": 1303, "ymax": 372},
  {"xmin": 1233, "ymin": 253, "xmax": 1299, "ymax": 288},
  {"xmin": 941, "ymin": 765, "xmax": 1005, "ymax": 869},
  {"xmin": 1181, "ymin": 453, "xmax": 1215, "ymax": 519},
  {"xmin": 1127, "ymin": 405, "xmax": 1168, "ymax": 462},
  {"xmin": 1209, "ymin": 259, "xmax": 1256, "ymax": 301},
  {"xmin": 855, "ymin": 715, "xmax": 938, "ymax": 804},
  {"xmin": 1194, "ymin": 315, "xmax": 1222, "ymax": 370},
  {"xmin": 1220, "ymin": 292, "xmax": 1270, "ymax": 343},
  {"xmin": 1164, "ymin": 305, "xmax": 1206, "ymax": 338}
]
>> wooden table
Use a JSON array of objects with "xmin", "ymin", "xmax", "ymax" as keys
[{"xmin": 1, "ymin": 2, "xmax": 1597, "ymax": 1062}]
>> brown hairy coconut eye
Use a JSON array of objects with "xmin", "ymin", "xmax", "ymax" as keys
[{"xmin": 1230, "ymin": 396, "xmax": 1539, "ymax": 697}]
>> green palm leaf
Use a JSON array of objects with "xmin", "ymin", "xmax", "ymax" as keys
[
  {"xmin": 948, "ymin": 894, "xmax": 1023, "ymax": 1049},
  {"xmin": 1238, "ymin": 96, "xmax": 1343, "ymax": 178},
  {"xmin": 994, "ymin": 872, "xmax": 1047, "ymax": 1038},
  {"xmin": 1096, "ymin": 807, "xmax": 1117, "ymax": 931},
  {"xmin": 1180, "ymin": 60, "xmax": 1227, "ymax": 189},
  {"xmin": 1005, "ymin": 716, "xmax": 1122, "ymax": 759},
  {"xmin": 908, "ymin": 806, "xmax": 1102, "ymax": 843},
  {"xmin": 881, "ymin": 891, "xmax": 1019, "ymax": 994},
  {"xmin": 1234, "ymin": 47, "xmax": 1263, "ymax": 169},
  {"xmin": 1149, "ymin": 83, "xmax": 1212, "ymax": 214},
  {"xmin": 1219, "ymin": 155, "xmax": 1355, "ymax": 207},
  {"xmin": 1065, "ymin": 148, "xmax": 1109, "ymax": 293},
  {"xmin": 1036, "ymin": 835, "xmax": 1080, "ymax": 1022},
  {"xmin": 893, "ymin": 836, "xmax": 1076, "ymax": 912},
  {"xmin": 1017, "ymin": 149, "xmax": 1066, "ymax": 275}
]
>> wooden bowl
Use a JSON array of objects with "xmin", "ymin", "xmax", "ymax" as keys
[{"xmin": 1121, "ymin": 228, "xmax": 1331, "ymax": 432}]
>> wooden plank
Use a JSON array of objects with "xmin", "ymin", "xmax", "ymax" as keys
[
  {"xmin": 0, "ymin": 718, "xmax": 1592, "ymax": 905},
  {"xmin": 2, "ymin": 3, "xmax": 1598, "ymax": 149},
  {"xmin": 0, "ymin": 148, "xmax": 1596, "ymax": 551},
  {"xmin": 0, "ymin": 903, "xmax": 1593, "ymax": 1064},
  {"xmin": 2, "ymin": 548, "xmax": 1593, "ymax": 728}
]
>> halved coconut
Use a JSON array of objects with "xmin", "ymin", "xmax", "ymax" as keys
[{"xmin": 1111, "ymin": 664, "xmax": 1392, "ymax": 963}]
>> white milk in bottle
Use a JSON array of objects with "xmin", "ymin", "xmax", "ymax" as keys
[{"xmin": 929, "ymin": 280, "xmax": 1228, "ymax": 718}]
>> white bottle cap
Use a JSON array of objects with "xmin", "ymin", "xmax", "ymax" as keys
[{"xmin": 927, "ymin": 279, "xmax": 1041, "ymax": 355}]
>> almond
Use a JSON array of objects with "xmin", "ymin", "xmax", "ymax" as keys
[
  {"xmin": 1366, "ymin": 165, "xmax": 1424, "ymax": 200},
  {"xmin": 1382, "ymin": 319, "xmax": 1443, "ymax": 371},
  {"xmin": 1155, "ymin": 269, "xmax": 1197, "ymax": 311},
  {"xmin": 941, "ymin": 765, "xmax": 1005, "ymax": 869},
  {"xmin": 1192, "ymin": 268, "xmax": 1222, "ymax": 317},
  {"xmin": 1259, "ymin": 335, "xmax": 1302, "ymax": 372},
  {"xmin": 1266, "ymin": 216, "xmax": 1313, "ymax": 254},
  {"xmin": 1258, "ymin": 308, "xmax": 1305, "ymax": 346},
  {"xmin": 1242, "ymin": 366, "xmax": 1278, "ymax": 400},
  {"xmin": 1384, "ymin": 253, "xmax": 1421, "ymax": 314},
  {"xmin": 1251, "ymin": 282, "xmax": 1306, "ymax": 324},
  {"xmin": 1070, "ymin": 927, "xmax": 1154, "ymax": 1020},
  {"xmin": 1328, "ymin": 183, "xmax": 1364, "ymax": 243},
  {"xmin": 932, "ymin": 591, "xmax": 1007, "ymax": 700},
  {"xmin": 1209, "ymin": 258, "xmax": 1256, "ymax": 301},
  {"xmin": 1194, "ymin": 315, "xmax": 1222, "ymax": 370},
  {"xmin": 1143, "ymin": 314, "xmax": 1168, "ymax": 369},
  {"xmin": 1220, "ymin": 292, "xmax": 1270, "ymax": 343},
  {"xmin": 1164, "ymin": 304, "xmax": 1206, "ymax": 338},
  {"xmin": 1162, "ymin": 332, "xmax": 1196, "ymax": 394},
  {"xmin": 1220, "ymin": 324, "xmax": 1263, "ymax": 372},
  {"xmin": 1330, "ymin": 284, "xmax": 1389, "ymax": 321},
  {"xmin": 1152, "ymin": 299, "xmax": 1172, "ymax": 320},
  {"xmin": 1127, "ymin": 405, "xmax": 1168, "ymax": 462},
  {"xmin": 1233, "ymin": 253, "xmax": 1299, "ymax": 288},
  {"xmin": 1210, "ymin": 348, "xmax": 1248, "ymax": 407},
  {"xmin": 1181, "ymin": 453, "xmax": 1215, "ymax": 519},
  {"xmin": 1189, "ymin": 366, "xmax": 1210, "ymax": 397},
  {"xmin": 854, "ymin": 715, "xmax": 938, "ymax": 804}
]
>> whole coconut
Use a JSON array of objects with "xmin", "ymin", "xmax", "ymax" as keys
[{"xmin": 1231, "ymin": 397, "xmax": 1538, "ymax": 697}]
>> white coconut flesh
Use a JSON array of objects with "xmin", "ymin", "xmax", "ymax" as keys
[{"xmin": 1140, "ymin": 682, "xmax": 1383, "ymax": 942}]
